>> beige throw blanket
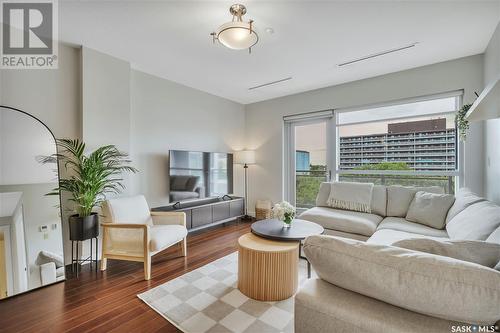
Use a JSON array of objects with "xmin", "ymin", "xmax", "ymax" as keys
[{"xmin": 327, "ymin": 182, "xmax": 373, "ymax": 213}]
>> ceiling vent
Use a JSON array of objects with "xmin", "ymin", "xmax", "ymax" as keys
[
  {"xmin": 338, "ymin": 42, "xmax": 419, "ymax": 67},
  {"xmin": 248, "ymin": 77, "xmax": 292, "ymax": 90}
]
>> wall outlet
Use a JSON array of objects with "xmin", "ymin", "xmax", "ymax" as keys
[{"xmin": 51, "ymin": 223, "xmax": 57, "ymax": 230}]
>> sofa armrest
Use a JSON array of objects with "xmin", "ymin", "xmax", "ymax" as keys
[
  {"xmin": 304, "ymin": 235, "xmax": 500, "ymax": 325},
  {"xmin": 151, "ymin": 211, "xmax": 186, "ymax": 227},
  {"xmin": 40, "ymin": 262, "xmax": 57, "ymax": 286},
  {"xmin": 101, "ymin": 223, "xmax": 149, "ymax": 256}
]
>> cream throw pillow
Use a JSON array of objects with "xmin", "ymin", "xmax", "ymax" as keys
[
  {"xmin": 386, "ymin": 185, "xmax": 443, "ymax": 217},
  {"xmin": 405, "ymin": 191, "xmax": 455, "ymax": 229},
  {"xmin": 392, "ymin": 238, "xmax": 500, "ymax": 270},
  {"xmin": 447, "ymin": 200, "xmax": 500, "ymax": 241}
]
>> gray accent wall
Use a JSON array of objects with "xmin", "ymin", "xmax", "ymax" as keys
[{"xmin": 483, "ymin": 22, "xmax": 500, "ymax": 204}]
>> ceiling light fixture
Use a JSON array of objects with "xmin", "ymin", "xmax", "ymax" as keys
[
  {"xmin": 248, "ymin": 77, "xmax": 292, "ymax": 90},
  {"xmin": 338, "ymin": 42, "xmax": 419, "ymax": 67},
  {"xmin": 210, "ymin": 4, "xmax": 258, "ymax": 53}
]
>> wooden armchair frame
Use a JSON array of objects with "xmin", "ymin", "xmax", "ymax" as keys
[{"xmin": 100, "ymin": 211, "xmax": 187, "ymax": 280}]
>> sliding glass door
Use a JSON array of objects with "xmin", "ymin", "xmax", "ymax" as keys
[{"xmin": 284, "ymin": 112, "xmax": 335, "ymax": 210}]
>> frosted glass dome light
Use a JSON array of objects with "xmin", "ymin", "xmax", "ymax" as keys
[{"xmin": 211, "ymin": 4, "xmax": 259, "ymax": 53}]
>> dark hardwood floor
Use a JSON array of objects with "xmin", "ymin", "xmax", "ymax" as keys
[{"xmin": 0, "ymin": 220, "xmax": 251, "ymax": 333}]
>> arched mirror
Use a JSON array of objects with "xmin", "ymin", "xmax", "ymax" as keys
[{"xmin": 0, "ymin": 106, "xmax": 65, "ymax": 299}]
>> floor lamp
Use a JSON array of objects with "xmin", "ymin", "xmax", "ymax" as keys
[{"xmin": 234, "ymin": 150, "xmax": 255, "ymax": 220}]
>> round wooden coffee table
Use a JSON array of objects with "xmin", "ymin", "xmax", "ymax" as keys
[{"xmin": 237, "ymin": 233, "xmax": 299, "ymax": 301}]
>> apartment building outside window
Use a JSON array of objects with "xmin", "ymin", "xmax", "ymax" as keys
[{"xmin": 336, "ymin": 92, "xmax": 461, "ymax": 195}]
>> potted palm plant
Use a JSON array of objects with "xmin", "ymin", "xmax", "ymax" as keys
[{"xmin": 46, "ymin": 139, "xmax": 137, "ymax": 241}]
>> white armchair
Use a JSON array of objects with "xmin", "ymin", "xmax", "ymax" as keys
[{"xmin": 100, "ymin": 195, "xmax": 187, "ymax": 280}]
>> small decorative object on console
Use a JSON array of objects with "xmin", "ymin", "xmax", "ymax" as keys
[{"xmin": 272, "ymin": 201, "xmax": 296, "ymax": 228}]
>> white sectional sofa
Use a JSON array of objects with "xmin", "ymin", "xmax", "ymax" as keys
[{"xmin": 297, "ymin": 183, "xmax": 500, "ymax": 332}]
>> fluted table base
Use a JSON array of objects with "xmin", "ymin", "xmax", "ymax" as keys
[{"xmin": 237, "ymin": 233, "xmax": 299, "ymax": 301}]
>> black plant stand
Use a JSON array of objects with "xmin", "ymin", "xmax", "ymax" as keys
[{"xmin": 71, "ymin": 237, "xmax": 98, "ymax": 277}]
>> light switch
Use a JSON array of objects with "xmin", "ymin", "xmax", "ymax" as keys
[{"xmin": 39, "ymin": 225, "xmax": 48, "ymax": 232}]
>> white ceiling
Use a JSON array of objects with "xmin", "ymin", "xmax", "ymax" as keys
[{"xmin": 59, "ymin": 1, "xmax": 500, "ymax": 104}]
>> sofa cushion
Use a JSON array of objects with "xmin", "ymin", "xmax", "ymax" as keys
[
  {"xmin": 386, "ymin": 185, "xmax": 443, "ymax": 217},
  {"xmin": 371, "ymin": 185, "xmax": 387, "ymax": 217},
  {"xmin": 487, "ymin": 226, "xmax": 500, "ymax": 245},
  {"xmin": 405, "ymin": 191, "xmax": 455, "ymax": 229},
  {"xmin": 447, "ymin": 201, "xmax": 500, "ymax": 241},
  {"xmin": 102, "ymin": 195, "xmax": 153, "ymax": 226},
  {"xmin": 171, "ymin": 175, "xmax": 190, "ymax": 191},
  {"xmin": 316, "ymin": 182, "xmax": 386, "ymax": 216},
  {"xmin": 323, "ymin": 229, "xmax": 369, "ymax": 241},
  {"xmin": 304, "ymin": 235, "xmax": 500, "ymax": 325},
  {"xmin": 376, "ymin": 217, "xmax": 449, "ymax": 238},
  {"xmin": 393, "ymin": 238, "xmax": 500, "ymax": 269},
  {"xmin": 367, "ymin": 229, "xmax": 447, "ymax": 246},
  {"xmin": 149, "ymin": 225, "xmax": 187, "ymax": 252},
  {"xmin": 446, "ymin": 188, "xmax": 485, "ymax": 223},
  {"xmin": 184, "ymin": 176, "xmax": 199, "ymax": 192},
  {"xmin": 299, "ymin": 207, "xmax": 382, "ymax": 237},
  {"xmin": 315, "ymin": 182, "xmax": 331, "ymax": 207},
  {"xmin": 295, "ymin": 278, "xmax": 460, "ymax": 333}
]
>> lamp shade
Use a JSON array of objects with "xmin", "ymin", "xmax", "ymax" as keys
[
  {"xmin": 216, "ymin": 21, "xmax": 258, "ymax": 50},
  {"xmin": 234, "ymin": 150, "xmax": 255, "ymax": 165}
]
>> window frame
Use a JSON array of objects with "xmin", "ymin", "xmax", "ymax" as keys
[{"xmin": 283, "ymin": 110, "xmax": 335, "ymax": 206}]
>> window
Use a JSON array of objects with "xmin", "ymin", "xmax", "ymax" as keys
[
  {"xmin": 284, "ymin": 92, "xmax": 462, "ymax": 211},
  {"xmin": 336, "ymin": 92, "xmax": 462, "ymax": 193}
]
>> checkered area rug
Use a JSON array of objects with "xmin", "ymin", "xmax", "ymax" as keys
[{"xmin": 138, "ymin": 252, "xmax": 314, "ymax": 333}]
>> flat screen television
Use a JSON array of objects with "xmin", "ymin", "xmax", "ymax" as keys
[{"xmin": 168, "ymin": 150, "xmax": 233, "ymax": 203}]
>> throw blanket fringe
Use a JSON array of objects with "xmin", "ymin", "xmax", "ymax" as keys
[
  {"xmin": 327, "ymin": 198, "xmax": 371, "ymax": 213},
  {"xmin": 327, "ymin": 182, "xmax": 373, "ymax": 213}
]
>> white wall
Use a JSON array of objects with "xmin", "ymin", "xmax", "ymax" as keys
[
  {"xmin": 81, "ymin": 47, "xmax": 132, "ymax": 194},
  {"xmin": 130, "ymin": 70, "xmax": 246, "ymax": 207},
  {"xmin": 245, "ymin": 55, "xmax": 485, "ymax": 212},
  {"xmin": 483, "ymin": 22, "xmax": 500, "ymax": 204},
  {"xmin": 0, "ymin": 109, "xmax": 56, "ymax": 185},
  {"xmin": 0, "ymin": 44, "xmax": 81, "ymax": 139},
  {"xmin": 82, "ymin": 47, "xmax": 131, "ymax": 154}
]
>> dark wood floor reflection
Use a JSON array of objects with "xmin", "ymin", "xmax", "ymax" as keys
[{"xmin": 0, "ymin": 220, "xmax": 251, "ymax": 333}]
